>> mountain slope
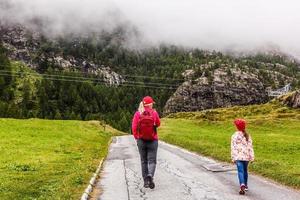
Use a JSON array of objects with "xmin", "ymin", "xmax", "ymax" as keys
[{"xmin": 1, "ymin": 24, "xmax": 300, "ymax": 130}]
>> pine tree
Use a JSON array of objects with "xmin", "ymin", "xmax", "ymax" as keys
[
  {"xmin": 54, "ymin": 110, "xmax": 62, "ymax": 119},
  {"xmin": 0, "ymin": 45, "xmax": 13, "ymax": 101},
  {"xmin": 21, "ymin": 80, "xmax": 31, "ymax": 117}
]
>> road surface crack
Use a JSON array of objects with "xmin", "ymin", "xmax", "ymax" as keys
[
  {"xmin": 124, "ymin": 159, "xmax": 147, "ymax": 200},
  {"xmin": 159, "ymin": 159, "xmax": 220, "ymax": 200},
  {"xmin": 123, "ymin": 159, "xmax": 131, "ymax": 200}
]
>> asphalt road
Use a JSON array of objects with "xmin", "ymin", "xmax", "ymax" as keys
[{"xmin": 93, "ymin": 136, "xmax": 300, "ymax": 200}]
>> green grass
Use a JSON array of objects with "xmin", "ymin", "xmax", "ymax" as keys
[
  {"xmin": 159, "ymin": 101, "xmax": 300, "ymax": 189},
  {"xmin": 0, "ymin": 119, "xmax": 122, "ymax": 200}
]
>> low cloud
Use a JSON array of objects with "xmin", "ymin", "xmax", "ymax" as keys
[{"xmin": 1, "ymin": 0, "xmax": 300, "ymax": 58}]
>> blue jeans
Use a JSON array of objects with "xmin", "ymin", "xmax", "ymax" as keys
[{"xmin": 236, "ymin": 160, "xmax": 249, "ymax": 186}]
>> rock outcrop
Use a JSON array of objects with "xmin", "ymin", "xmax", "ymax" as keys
[
  {"xmin": 163, "ymin": 67, "xmax": 268, "ymax": 115},
  {"xmin": 281, "ymin": 90, "xmax": 300, "ymax": 108},
  {"xmin": 0, "ymin": 25, "xmax": 124, "ymax": 85}
]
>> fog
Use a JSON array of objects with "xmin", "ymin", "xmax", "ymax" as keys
[{"xmin": 1, "ymin": 0, "xmax": 300, "ymax": 57}]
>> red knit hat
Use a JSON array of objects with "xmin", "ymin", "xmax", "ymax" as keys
[
  {"xmin": 143, "ymin": 96, "xmax": 154, "ymax": 105},
  {"xmin": 234, "ymin": 119, "xmax": 246, "ymax": 131}
]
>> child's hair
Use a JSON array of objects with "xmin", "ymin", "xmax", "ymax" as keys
[{"xmin": 243, "ymin": 130, "xmax": 249, "ymax": 142}]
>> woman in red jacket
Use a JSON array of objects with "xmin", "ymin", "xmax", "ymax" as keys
[{"xmin": 132, "ymin": 96, "xmax": 161, "ymax": 189}]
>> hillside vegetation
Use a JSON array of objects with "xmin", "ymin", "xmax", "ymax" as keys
[
  {"xmin": 0, "ymin": 44, "xmax": 174, "ymax": 131},
  {"xmin": 0, "ymin": 119, "xmax": 123, "ymax": 199},
  {"xmin": 1, "ymin": 28, "xmax": 300, "ymax": 131},
  {"xmin": 159, "ymin": 100, "xmax": 300, "ymax": 189}
]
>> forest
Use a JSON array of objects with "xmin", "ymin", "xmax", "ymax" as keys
[{"xmin": 1, "ymin": 35, "xmax": 300, "ymax": 131}]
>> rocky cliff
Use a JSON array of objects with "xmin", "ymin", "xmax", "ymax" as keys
[
  {"xmin": 0, "ymin": 24, "xmax": 124, "ymax": 85},
  {"xmin": 163, "ymin": 66, "xmax": 269, "ymax": 115},
  {"xmin": 280, "ymin": 90, "xmax": 300, "ymax": 108}
]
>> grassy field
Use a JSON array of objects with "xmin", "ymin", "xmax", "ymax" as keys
[
  {"xmin": 0, "ymin": 119, "xmax": 122, "ymax": 200},
  {"xmin": 159, "ymin": 100, "xmax": 300, "ymax": 189}
]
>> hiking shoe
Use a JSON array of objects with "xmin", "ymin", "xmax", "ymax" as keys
[
  {"xmin": 147, "ymin": 176, "xmax": 155, "ymax": 189},
  {"xmin": 143, "ymin": 177, "xmax": 149, "ymax": 188},
  {"xmin": 239, "ymin": 185, "xmax": 246, "ymax": 195}
]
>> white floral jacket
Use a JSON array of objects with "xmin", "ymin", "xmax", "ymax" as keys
[{"xmin": 231, "ymin": 131, "xmax": 255, "ymax": 161}]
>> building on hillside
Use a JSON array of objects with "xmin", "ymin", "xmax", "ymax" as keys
[{"xmin": 268, "ymin": 83, "xmax": 291, "ymax": 97}]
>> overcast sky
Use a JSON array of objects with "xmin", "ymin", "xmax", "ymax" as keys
[{"xmin": 1, "ymin": 0, "xmax": 300, "ymax": 57}]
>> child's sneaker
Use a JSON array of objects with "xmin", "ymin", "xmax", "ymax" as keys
[
  {"xmin": 239, "ymin": 184, "xmax": 246, "ymax": 195},
  {"xmin": 245, "ymin": 186, "xmax": 248, "ymax": 191}
]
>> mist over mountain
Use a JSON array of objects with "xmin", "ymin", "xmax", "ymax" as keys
[{"xmin": 1, "ymin": 0, "xmax": 300, "ymax": 57}]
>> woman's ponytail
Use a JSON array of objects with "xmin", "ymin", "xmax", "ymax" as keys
[{"xmin": 138, "ymin": 101, "xmax": 145, "ymax": 113}]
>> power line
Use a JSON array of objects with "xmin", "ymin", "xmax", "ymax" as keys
[
  {"xmin": 0, "ymin": 69, "xmax": 104, "ymax": 81},
  {"xmin": 121, "ymin": 74, "xmax": 185, "ymax": 81},
  {"xmin": 0, "ymin": 69, "xmax": 183, "ymax": 87},
  {"xmin": 0, "ymin": 72, "xmax": 176, "ymax": 90},
  {"xmin": 0, "ymin": 70, "xmax": 180, "ymax": 87},
  {"xmin": 2, "ymin": 69, "xmax": 290, "ymax": 91},
  {"xmin": 0, "ymin": 71, "xmax": 179, "ymax": 90},
  {"xmin": 37, "ymin": 68, "xmax": 186, "ymax": 81},
  {"xmin": 25, "ymin": 66, "xmax": 186, "ymax": 81}
]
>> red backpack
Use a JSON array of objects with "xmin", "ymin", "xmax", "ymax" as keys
[{"xmin": 138, "ymin": 110, "xmax": 156, "ymax": 140}]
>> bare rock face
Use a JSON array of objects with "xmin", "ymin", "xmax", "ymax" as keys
[
  {"xmin": 0, "ymin": 25, "xmax": 38, "ymax": 67},
  {"xmin": 163, "ymin": 67, "xmax": 268, "ymax": 115},
  {"xmin": 0, "ymin": 25, "xmax": 124, "ymax": 85},
  {"xmin": 281, "ymin": 90, "xmax": 300, "ymax": 108}
]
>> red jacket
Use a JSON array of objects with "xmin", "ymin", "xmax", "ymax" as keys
[{"xmin": 131, "ymin": 107, "xmax": 161, "ymax": 140}]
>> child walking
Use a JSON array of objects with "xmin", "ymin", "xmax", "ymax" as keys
[{"xmin": 231, "ymin": 119, "xmax": 254, "ymax": 195}]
